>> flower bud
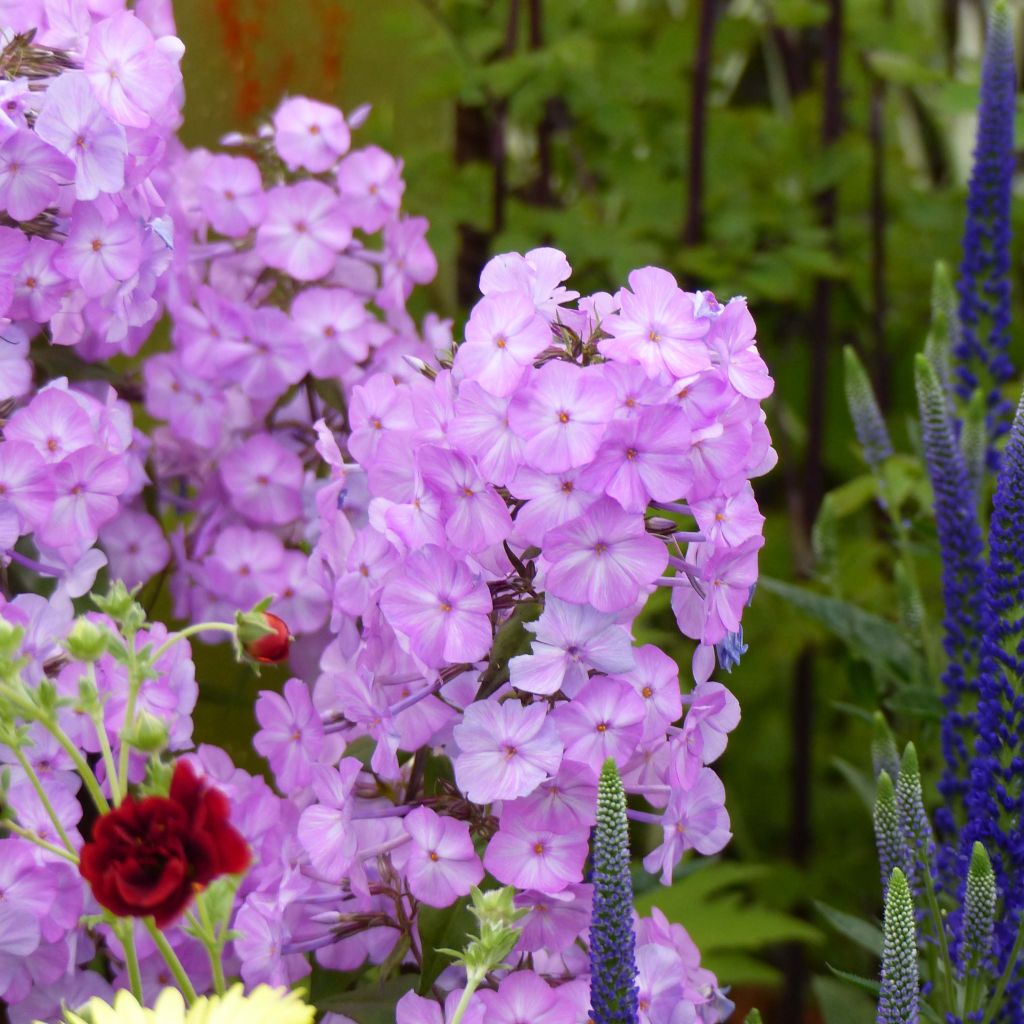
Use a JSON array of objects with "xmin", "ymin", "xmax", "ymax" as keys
[
  {"xmin": 65, "ymin": 619, "xmax": 109, "ymax": 663},
  {"xmin": 121, "ymin": 710, "xmax": 169, "ymax": 753},
  {"xmin": 237, "ymin": 610, "xmax": 291, "ymax": 664}
]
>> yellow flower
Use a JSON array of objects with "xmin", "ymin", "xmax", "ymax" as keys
[{"xmin": 41, "ymin": 985, "xmax": 314, "ymax": 1024}]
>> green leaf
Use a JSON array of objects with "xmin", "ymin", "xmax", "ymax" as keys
[
  {"xmin": 830, "ymin": 757, "xmax": 876, "ymax": 814},
  {"xmin": 814, "ymin": 901, "xmax": 884, "ymax": 956},
  {"xmin": 884, "ymin": 685, "xmax": 943, "ymax": 720},
  {"xmin": 416, "ymin": 898, "xmax": 476, "ymax": 994},
  {"xmin": 759, "ymin": 577, "xmax": 924, "ymax": 684},
  {"xmin": 812, "ymin": 975, "xmax": 879, "ymax": 1024},
  {"xmin": 825, "ymin": 475, "xmax": 878, "ymax": 517},
  {"xmin": 314, "ymin": 977, "xmax": 417, "ymax": 1021},
  {"xmin": 825, "ymin": 963, "xmax": 881, "ymax": 996}
]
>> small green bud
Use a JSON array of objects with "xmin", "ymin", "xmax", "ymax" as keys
[
  {"xmin": 120, "ymin": 710, "xmax": 169, "ymax": 754},
  {"xmin": 65, "ymin": 619, "xmax": 109, "ymax": 663},
  {"xmin": 93, "ymin": 582, "xmax": 146, "ymax": 633},
  {"xmin": 744, "ymin": 1011, "xmax": 763, "ymax": 1024},
  {"xmin": 961, "ymin": 842, "xmax": 996, "ymax": 978},
  {"xmin": 0, "ymin": 619, "xmax": 24, "ymax": 660}
]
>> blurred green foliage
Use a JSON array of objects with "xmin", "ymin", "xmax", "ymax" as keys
[{"xmin": 170, "ymin": 0, "xmax": 1023, "ymax": 1013}]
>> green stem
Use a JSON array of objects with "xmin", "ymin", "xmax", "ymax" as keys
[
  {"xmin": 150, "ymin": 622, "xmax": 237, "ymax": 664},
  {"xmin": 144, "ymin": 918, "xmax": 199, "ymax": 1005},
  {"xmin": 981, "ymin": 915, "xmax": 1024, "ymax": 1024},
  {"xmin": 87, "ymin": 666, "xmax": 122, "ymax": 806},
  {"xmin": 11, "ymin": 744, "xmax": 77, "ymax": 852},
  {"xmin": 1, "ymin": 820, "xmax": 78, "ymax": 863},
  {"xmin": 922, "ymin": 868, "xmax": 956, "ymax": 1016},
  {"xmin": 448, "ymin": 966, "xmax": 485, "ymax": 1024},
  {"xmin": 117, "ymin": 630, "xmax": 142, "ymax": 796},
  {"xmin": 120, "ymin": 922, "xmax": 145, "ymax": 1005},
  {"xmin": 194, "ymin": 895, "xmax": 227, "ymax": 995},
  {"xmin": 40, "ymin": 715, "xmax": 111, "ymax": 815}
]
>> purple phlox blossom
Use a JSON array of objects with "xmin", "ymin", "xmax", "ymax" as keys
[
  {"xmin": 636, "ymin": 907, "xmax": 714, "ymax": 993},
  {"xmin": 635, "ymin": 943, "xmax": 698, "ymax": 1024},
  {"xmin": 328, "ymin": 672, "xmax": 401, "ymax": 778},
  {"xmin": 479, "ymin": 247, "xmax": 580, "ymax": 321},
  {"xmin": 670, "ymin": 536, "xmax": 763, "ymax": 645},
  {"xmin": 348, "ymin": 374, "xmax": 416, "ymax": 464},
  {"xmin": 543, "ymin": 497, "xmax": 668, "ymax": 613},
  {"xmin": 682, "ymin": 396, "xmax": 756, "ymax": 502},
  {"xmin": 0, "ymin": 226, "xmax": 27, "ymax": 317},
  {"xmin": 257, "ymin": 181, "xmax": 351, "ymax": 281},
  {"xmin": 500, "ymin": 761, "xmax": 597, "ymax": 833},
  {"xmin": 0, "ymin": 593, "xmax": 72, "ymax": 685},
  {"xmin": 689, "ymin": 482, "xmax": 764, "ymax": 549},
  {"xmin": 453, "ymin": 698, "xmax": 563, "ymax": 803},
  {"xmin": 0, "ymin": 130, "xmax": 74, "ymax": 221},
  {"xmin": 642, "ymin": 768, "xmax": 731, "ymax": 884},
  {"xmin": 396, "ymin": 989, "xmax": 484, "ymax": 1024},
  {"xmin": 35, "ymin": 444, "xmax": 131, "ymax": 558},
  {"xmin": 238, "ymin": 305, "xmax": 310, "ymax": 400},
  {"xmin": 508, "ymin": 361, "xmax": 615, "ymax": 472},
  {"xmin": 219, "ymin": 432, "xmax": 304, "ymax": 527},
  {"xmin": 56, "ymin": 202, "xmax": 142, "ymax": 298},
  {"xmin": 0, "ymin": 723, "xmax": 77, "ymax": 795},
  {"xmin": 331, "ymin": 526, "xmax": 400, "ymax": 618},
  {"xmin": 273, "ymin": 96, "xmax": 351, "ymax": 172},
  {"xmin": 600, "ymin": 267, "xmax": 712, "ymax": 381},
  {"xmin": 34, "ymin": 72, "xmax": 127, "ymax": 201},
  {"xmin": 552, "ymin": 676, "xmax": 646, "ymax": 773},
  {"xmin": 676, "ymin": 681, "xmax": 740, "ymax": 769},
  {"xmin": 509, "ymin": 596, "xmax": 635, "ymax": 697},
  {"xmin": 144, "ymin": 353, "xmax": 228, "ymax": 449},
  {"xmin": 508, "ymin": 465, "xmax": 599, "ymax": 549},
  {"xmin": 254, "ymin": 677, "xmax": 325, "ymax": 792},
  {"xmin": 269, "ymin": 550, "xmax": 330, "ymax": 635},
  {"xmin": 417, "ymin": 444, "xmax": 513, "ymax": 553},
  {"xmin": 515, "ymin": 883, "xmax": 593, "ymax": 953},
  {"xmin": 478, "ymin": 969, "xmax": 577, "ymax": 1024},
  {"xmin": 336, "ymin": 145, "xmax": 404, "ymax": 233},
  {"xmin": 601, "ymin": 361, "xmax": 673, "ymax": 419},
  {"xmin": 203, "ymin": 524, "xmax": 284, "ymax": 608},
  {"xmin": 84, "ymin": 12, "xmax": 183, "ymax": 129},
  {"xmin": 0, "ymin": 842, "xmax": 54, "ymax": 998},
  {"xmin": 0, "ymin": 324, "xmax": 31, "ymax": 403},
  {"xmin": 402, "ymin": 806, "xmax": 483, "ymax": 907},
  {"xmin": 175, "ymin": 286, "xmax": 251, "ymax": 379},
  {"xmin": 379, "ymin": 546, "xmax": 492, "ymax": 668},
  {"xmin": 5, "ymin": 968, "xmax": 113, "ymax": 1024},
  {"xmin": 0, "ymin": 440, "xmax": 55, "ymax": 532},
  {"xmin": 7, "ymin": 778, "xmax": 83, "ymax": 857},
  {"xmin": 198, "ymin": 154, "xmax": 266, "ymax": 237},
  {"xmin": 613, "ymin": 643, "xmax": 684, "ymax": 743},
  {"xmin": 100, "ymin": 507, "xmax": 170, "ymax": 587},
  {"xmin": 579, "ymin": 404, "xmax": 692, "ymax": 513},
  {"xmin": 449, "ymin": 380, "xmax": 524, "ymax": 486},
  {"xmin": 483, "ymin": 816, "xmax": 588, "ymax": 894},
  {"xmin": 10, "ymin": 237, "xmax": 67, "ymax": 324},
  {"xmin": 292, "ymin": 286, "xmax": 371, "ymax": 376},
  {"xmin": 297, "ymin": 759, "xmax": 362, "ymax": 881},
  {"xmin": 453, "ymin": 290, "xmax": 551, "ymax": 397},
  {"xmin": 705, "ymin": 297, "xmax": 773, "ymax": 400},
  {"xmin": 233, "ymin": 891, "xmax": 312, "ymax": 988},
  {"xmin": 379, "ymin": 215, "xmax": 436, "ymax": 306},
  {"xmin": 370, "ymin": 472, "xmax": 447, "ymax": 558}
]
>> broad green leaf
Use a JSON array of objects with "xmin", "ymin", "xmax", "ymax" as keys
[
  {"xmin": 314, "ymin": 977, "xmax": 417, "ymax": 1020},
  {"xmin": 814, "ymin": 901, "xmax": 884, "ymax": 956},
  {"xmin": 830, "ymin": 757, "xmax": 876, "ymax": 814},
  {"xmin": 812, "ymin": 975, "xmax": 878, "ymax": 1024},
  {"xmin": 826, "ymin": 963, "xmax": 881, "ymax": 996},
  {"xmin": 416, "ymin": 898, "xmax": 476, "ymax": 994},
  {"xmin": 824, "ymin": 475, "xmax": 878, "ymax": 518}
]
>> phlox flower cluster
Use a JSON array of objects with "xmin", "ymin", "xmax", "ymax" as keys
[{"xmin": 227, "ymin": 251, "xmax": 774, "ymax": 1020}]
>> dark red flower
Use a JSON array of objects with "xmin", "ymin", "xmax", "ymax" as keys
[
  {"xmin": 79, "ymin": 760, "xmax": 251, "ymax": 926},
  {"xmin": 243, "ymin": 611, "xmax": 291, "ymax": 664}
]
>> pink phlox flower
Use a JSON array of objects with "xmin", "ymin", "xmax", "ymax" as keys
[
  {"xmin": 449, "ymin": 380, "xmax": 524, "ymax": 486},
  {"xmin": 642, "ymin": 767, "xmax": 731, "ymax": 884},
  {"xmin": 35, "ymin": 445, "xmax": 130, "ymax": 557},
  {"xmin": 578, "ymin": 404, "xmax": 692, "ymax": 513},
  {"xmin": 0, "ymin": 130, "xmax": 74, "ymax": 221},
  {"xmin": 238, "ymin": 305, "xmax": 310, "ymax": 401},
  {"xmin": 685, "ymin": 399, "xmax": 755, "ymax": 501},
  {"xmin": 336, "ymin": 145, "xmax": 405, "ymax": 233},
  {"xmin": 508, "ymin": 466, "xmax": 598, "ymax": 549},
  {"xmin": 332, "ymin": 526, "xmax": 400, "ymax": 618},
  {"xmin": 478, "ymin": 969, "xmax": 577, "ymax": 1024},
  {"xmin": 677, "ymin": 681, "xmax": 740, "ymax": 767},
  {"xmin": 379, "ymin": 546, "xmax": 492, "ymax": 668},
  {"xmin": 379, "ymin": 215, "xmax": 436, "ymax": 306},
  {"xmin": 143, "ymin": 353, "xmax": 227, "ymax": 449},
  {"xmin": 689, "ymin": 481, "xmax": 764, "ymax": 548},
  {"xmin": 0, "ymin": 440, "xmax": 54, "ymax": 532},
  {"xmin": 409, "ymin": 371, "xmax": 456, "ymax": 447},
  {"xmin": 99, "ymin": 507, "xmax": 170, "ymax": 587},
  {"xmin": 329, "ymin": 671, "xmax": 401, "ymax": 778},
  {"xmin": 612, "ymin": 643, "xmax": 684, "ymax": 742},
  {"xmin": 543, "ymin": 497, "xmax": 668, "ymax": 613},
  {"xmin": 499, "ymin": 761, "xmax": 597, "ymax": 833},
  {"xmin": 0, "ymin": 78, "xmax": 32, "ymax": 133},
  {"xmin": 635, "ymin": 943, "xmax": 695, "ymax": 1024},
  {"xmin": 348, "ymin": 374, "xmax": 416, "ymax": 464},
  {"xmin": 370, "ymin": 476, "xmax": 446, "ymax": 554},
  {"xmin": 175, "ymin": 286, "xmax": 251, "ymax": 379},
  {"xmin": 417, "ymin": 444, "xmax": 512, "ymax": 553},
  {"xmin": 600, "ymin": 267, "xmax": 711, "ymax": 381},
  {"xmin": 396, "ymin": 989, "xmax": 484, "ymax": 1024},
  {"xmin": 273, "ymin": 96, "xmax": 350, "ymax": 172},
  {"xmin": 254, "ymin": 677, "xmax": 325, "ymax": 793},
  {"xmin": 203, "ymin": 525, "xmax": 285, "ymax": 608},
  {"xmin": 483, "ymin": 816, "xmax": 587, "ymax": 894},
  {"xmin": 453, "ymin": 699, "xmax": 563, "ymax": 804},
  {"xmin": 402, "ymin": 806, "xmax": 483, "ymax": 907},
  {"xmin": 198, "ymin": 154, "xmax": 266, "ymax": 237},
  {"xmin": 670, "ymin": 536, "xmax": 763, "ymax": 645},
  {"xmin": 56, "ymin": 202, "xmax": 142, "ymax": 298},
  {"xmin": 514, "ymin": 884, "xmax": 592, "ymax": 953},
  {"xmin": 84, "ymin": 13, "xmax": 183, "ymax": 129},
  {"xmin": 269, "ymin": 550, "xmax": 330, "ymax": 635},
  {"xmin": 636, "ymin": 907, "xmax": 713, "ymax": 991},
  {"xmin": 233, "ymin": 893, "xmax": 312, "ymax": 988},
  {"xmin": 297, "ymin": 759, "xmax": 362, "ymax": 880},
  {"xmin": 0, "ymin": 226, "xmax": 27, "ymax": 317},
  {"xmin": 552, "ymin": 677, "xmax": 646, "ymax": 774},
  {"xmin": 34, "ymin": 72, "xmax": 127, "ymax": 201},
  {"xmin": 479, "ymin": 247, "xmax": 579, "ymax": 321},
  {"xmin": 257, "ymin": 181, "xmax": 351, "ymax": 281},
  {"xmin": 219, "ymin": 432, "xmax": 305, "ymax": 527},
  {"xmin": 509, "ymin": 596, "xmax": 634, "ymax": 697},
  {"xmin": 292, "ymin": 286, "xmax": 371, "ymax": 376},
  {"xmin": 705, "ymin": 297, "xmax": 773, "ymax": 400},
  {"xmin": 601, "ymin": 361, "xmax": 673, "ymax": 419},
  {"xmin": 508, "ymin": 361, "xmax": 615, "ymax": 472}
]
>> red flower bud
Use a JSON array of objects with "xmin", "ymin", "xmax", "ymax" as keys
[
  {"xmin": 243, "ymin": 611, "xmax": 291, "ymax": 664},
  {"xmin": 79, "ymin": 760, "xmax": 251, "ymax": 926}
]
